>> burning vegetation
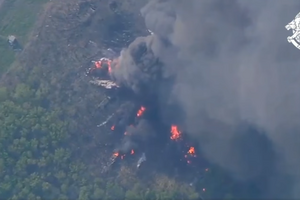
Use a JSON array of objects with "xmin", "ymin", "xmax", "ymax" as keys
[{"xmin": 85, "ymin": 31, "xmax": 210, "ymax": 195}]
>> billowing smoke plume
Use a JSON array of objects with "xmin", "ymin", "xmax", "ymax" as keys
[{"xmin": 111, "ymin": 0, "xmax": 300, "ymax": 198}]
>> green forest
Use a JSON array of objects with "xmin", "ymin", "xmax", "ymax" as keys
[{"xmin": 0, "ymin": 84, "xmax": 203, "ymax": 199}]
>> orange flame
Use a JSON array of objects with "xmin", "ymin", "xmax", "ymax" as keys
[
  {"xmin": 111, "ymin": 125, "xmax": 115, "ymax": 131},
  {"xmin": 188, "ymin": 147, "xmax": 195, "ymax": 154},
  {"xmin": 170, "ymin": 125, "xmax": 181, "ymax": 140},
  {"xmin": 187, "ymin": 147, "xmax": 196, "ymax": 157},
  {"xmin": 94, "ymin": 58, "xmax": 112, "ymax": 73},
  {"xmin": 95, "ymin": 61, "xmax": 101, "ymax": 69},
  {"xmin": 113, "ymin": 152, "xmax": 119, "ymax": 157},
  {"xmin": 137, "ymin": 106, "xmax": 146, "ymax": 117},
  {"xmin": 131, "ymin": 149, "xmax": 134, "ymax": 154}
]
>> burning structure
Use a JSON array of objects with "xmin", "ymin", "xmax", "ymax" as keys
[
  {"xmin": 85, "ymin": 0, "xmax": 300, "ymax": 198},
  {"xmin": 87, "ymin": 57, "xmax": 112, "ymax": 77}
]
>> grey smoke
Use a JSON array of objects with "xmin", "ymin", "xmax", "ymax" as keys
[
  {"xmin": 117, "ymin": 120, "xmax": 154, "ymax": 153},
  {"xmin": 111, "ymin": 0, "xmax": 300, "ymax": 198}
]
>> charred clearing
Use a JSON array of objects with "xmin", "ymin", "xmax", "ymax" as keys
[
  {"xmin": 86, "ymin": 40, "xmax": 210, "ymax": 186},
  {"xmin": 80, "ymin": 0, "xmax": 283, "ymax": 198}
]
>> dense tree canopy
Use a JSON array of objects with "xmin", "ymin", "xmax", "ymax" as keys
[{"xmin": 0, "ymin": 83, "xmax": 202, "ymax": 199}]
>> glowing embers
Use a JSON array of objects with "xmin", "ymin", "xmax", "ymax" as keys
[
  {"xmin": 111, "ymin": 149, "xmax": 135, "ymax": 161},
  {"xmin": 136, "ymin": 106, "xmax": 146, "ymax": 117}
]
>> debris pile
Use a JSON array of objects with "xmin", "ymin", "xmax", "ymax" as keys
[
  {"xmin": 90, "ymin": 78, "xmax": 119, "ymax": 89},
  {"xmin": 86, "ymin": 54, "xmax": 205, "ymax": 180},
  {"xmin": 86, "ymin": 56, "xmax": 119, "ymax": 89}
]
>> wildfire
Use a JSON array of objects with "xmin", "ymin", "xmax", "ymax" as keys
[
  {"xmin": 137, "ymin": 106, "xmax": 146, "ymax": 117},
  {"xmin": 170, "ymin": 125, "xmax": 181, "ymax": 140},
  {"xmin": 111, "ymin": 125, "xmax": 115, "ymax": 131},
  {"xmin": 131, "ymin": 149, "xmax": 134, "ymax": 154}
]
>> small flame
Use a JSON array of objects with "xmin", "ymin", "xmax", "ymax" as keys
[
  {"xmin": 107, "ymin": 60, "xmax": 112, "ymax": 73},
  {"xmin": 202, "ymin": 188, "xmax": 206, "ymax": 192},
  {"xmin": 131, "ymin": 149, "xmax": 134, "ymax": 154},
  {"xmin": 113, "ymin": 152, "xmax": 119, "ymax": 157},
  {"xmin": 137, "ymin": 106, "xmax": 146, "ymax": 117},
  {"xmin": 188, "ymin": 147, "xmax": 195, "ymax": 154},
  {"xmin": 95, "ymin": 61, "xmax": 101, "ymax": 68},
  {"xmin": 170, "ymin": 125, "xmax": 181, "ymax": 140},
  {"xmin": 111, "ymin": 125, "xmax": 115, "ymax": 131},
  {"xmin": 93, "ymin": 58, "xmax": 112, "ymax": 72},
  {"xmin": 187, "ymin": 147, "xmax": 196, "ymax": 157}
]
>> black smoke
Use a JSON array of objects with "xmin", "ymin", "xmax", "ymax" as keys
[{"xmin": 110, "ymin": 0, "xmax": 300, "ymax": 198}]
